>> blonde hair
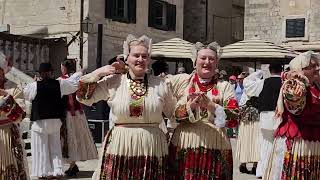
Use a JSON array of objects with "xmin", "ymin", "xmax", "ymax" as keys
[
  {"xmin": 123, "ymin": 34, "xmax": 152, "ymax": 57},
  {"xmin": 191, "ymin": 42, "xmax": 222, "ymax": 65}
]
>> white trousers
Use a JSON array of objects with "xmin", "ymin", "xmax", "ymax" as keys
[
  {"xmin": 31, "ymin": 119, "xmax": 63, "ymax": 177},
  {"xmin": 256, "ymin": 111, "xmax": 275, "ymax": 177}
]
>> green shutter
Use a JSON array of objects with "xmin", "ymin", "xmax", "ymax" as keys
[
  {"xmin": 148, "ymin": 0, "xmax": 155, "ymax": 27},
  {"xmin": 105, "ymin": 0, "xmax": 113, "ymax": 18},
  {"xmin": 128, "ymin": 0, "xmax": 136, "ymax": 23},
  {"xmin": 167, "ymin": 3, "xmax": 176, "ymax": 31}
]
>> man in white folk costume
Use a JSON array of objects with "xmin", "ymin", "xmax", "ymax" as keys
[
  {"xmin": 255, "ymin": 64, "xmax": 282, "ymax": 178},
  {"xmin": 24, "ymin": 63, "xmax": 82, "ymax": 179}
]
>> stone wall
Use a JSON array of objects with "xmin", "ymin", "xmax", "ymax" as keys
[
  {"xmin": 245, "ymin": 0, "xmax": 320, "ymax": 45},
  {"xmin": 0, "ymin": 0, "xmax": 183, "ymax": 71},
  {"xmin": 184, "ymin": 0, "xmax": 243, "ymax": 46},
  {"xmin": 88, "ymin": 0, "xmax": 184, "ymax": 70}
]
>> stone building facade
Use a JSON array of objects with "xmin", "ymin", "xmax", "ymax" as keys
[
  {"xmin": 0, "ymin": 0, "xmax": 183, "ymax": 71},
  {"xmin": 245, "ymin": 0, "xmax": 320, "ymax": 51},
  {"xmin": 0, "ymin": 0, "xmax": 244, "ymax": 72},
  {"xmin": 183, "ymin": 0, "xmax": 244, "ymax": 46}
]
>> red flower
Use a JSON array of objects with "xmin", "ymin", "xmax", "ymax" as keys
[
  {"xmin": 226, "ymin": 98, "xmax": 238, "ymax": 109},
  {"xmin": 212, "ymin": 89, "xmax": 219, "ymax": 96},
  {"xmin": 189, "ymin": 87, "xmax": 196, "ymax": 94},
  {"xmin": 226, "ymin": 119, "xmax": 238, "ymax": 128}
]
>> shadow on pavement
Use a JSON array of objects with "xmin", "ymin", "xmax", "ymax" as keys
[{"xmin": 64, "ymin": 171, "xmax": 94, "ymax": 179}]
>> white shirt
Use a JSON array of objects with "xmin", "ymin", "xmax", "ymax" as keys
[{"xmin": 24, "ymin": 72, "xmax": 82, "ymax": 133}]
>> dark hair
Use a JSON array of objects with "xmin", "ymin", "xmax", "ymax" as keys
[
  {"xmin": 269, "ymin": 63, "xmax": 282, "ymax": 73},
  {"xmin": 61, "ymin": 59, "xmax": 76, "ymax": 74},
  {"xmin": 151, "ymin": 60, "xmax": 169, "ymax": 76}
]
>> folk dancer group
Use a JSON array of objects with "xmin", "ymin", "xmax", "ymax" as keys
[{"xmin": 0, "ymin": 33, "xmax": 319, "ymax": 180}]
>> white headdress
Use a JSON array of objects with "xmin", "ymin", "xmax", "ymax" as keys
[
  {"xmin": 123, "ymin": 34, "xmax": 152, "ymax": 60},
  {"xmin": 191, "ymin": 42, "xmax": 222, "ymax": 65},
  {"xmin": 289, "ymin": 51, "xmax": 320, "ymax": 71}
]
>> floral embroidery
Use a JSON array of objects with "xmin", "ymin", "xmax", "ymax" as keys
[
  {"xmin": 168, "ymin": 145, "xmax": 233, "ymax": 180},
  {"xmin": 0, "ymin": 124, "xmax": 28, "ymax": 180},
  {"xmin": 175, "ymin": 104, "xmax": 188, "ymax": 122},
  {"xmin": 281, "ymin": 147, "xmax": 320, "ymax": 180},
  {"xmin": 0, "ymin": 95, "xmax": 25, "ymax": 126},
  {"xmin": 239, "ymin": 97, "xmax": 259, "ymax": 123},
  {"xmin": 127, "ymin": 74, "xmax": 148, "ymax": 117},
  {"xmin": 76, "ymin": 81, "xmax": 97, "ymax": 100},
  {"xmin": 99, "ymin": 131, "xmax": 167, "ymax": 180}
]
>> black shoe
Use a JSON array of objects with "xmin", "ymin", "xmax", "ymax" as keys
[
  {"xmin": 251, "ymin": 167, "xmax": 257, "ymax": 175},
  {"xmin": 64, "ymin": 167, "xmax": 71, "ymax": 175},
  {"xmin": 66, "ymin": 164, "xmax": 79, "ymax": 177},
  {"xmin": 239, "ymin": 164, "xmax": 250, "ymax": 174}
]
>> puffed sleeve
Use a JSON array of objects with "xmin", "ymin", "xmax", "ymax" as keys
[
  {"xmin": 170, "ymin": 74, "xmax": 201, "ymax": 123},
  {"xmin": 164, "ymin": 75, "xmax": 186, "ymax": 128},
  {"xmin": 76, "ymin": 72, "xmax": 117, "ymax": 106},
  {"xmin": 0, "ymin": 95, "xmax": 26, "ymax": 126},
  {"xmin": 220, "ymin": 81, "xmax": 240, "ymax": 128},
  {"xmin": 165, "ymin": 74, "xmax": 191, "ymax": 127}
]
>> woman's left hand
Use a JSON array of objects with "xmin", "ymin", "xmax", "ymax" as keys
[{"xmin": 198, "ymin": 94, "xmax": 216, "ymax": 113}]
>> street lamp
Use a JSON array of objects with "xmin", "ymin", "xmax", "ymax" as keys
[
  {"xmin": 81, "ymin": 16, "xmax": 93, "ymax": 34},
  {"xmin": 79, "ymin": 15, "xmax": 93, "ymax": 67}
]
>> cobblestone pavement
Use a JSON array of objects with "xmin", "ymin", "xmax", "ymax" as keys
[{"xmin": 27, "ymin": 139, "xmax": 258, "ymax": 180}]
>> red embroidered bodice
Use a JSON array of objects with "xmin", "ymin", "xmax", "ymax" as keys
[
  {"xmin": 61, "ymin": 75, "xmax": 83, "ymax": 116},
  {"xmin": 275, "ymin": 86, "xmax": 320, "ymax": 141}
]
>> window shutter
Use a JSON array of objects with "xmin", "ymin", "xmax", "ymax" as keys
[
  {"xmin": 148, "ymin": 0, "xmax": 155, "ymax": 27},
  {"xmin": 167, "ymin": 4, "xmax": 176, "ymax": 31},
  {"xmin": 105, "ymin": 0, "xmax": 113, "ymax": 18},
  {"xmin": 128, "ymin": 0, "xmax": 136, "ymax": 23}
]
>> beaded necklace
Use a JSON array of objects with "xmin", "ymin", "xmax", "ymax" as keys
[
  {"xmin": 188, "ymin": 73, "xmax": 219, "ymax": 120},
  {"xmin": 127, "ymin": 73, "xmax": 148, "ymax": 117}
]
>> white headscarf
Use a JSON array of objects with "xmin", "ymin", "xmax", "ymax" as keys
[
  {"xmin": 122, "ymin": 34, "xmax": 152, "ymax": 60},
  {"xmin": 191, "ymin": 42, "xmax": 222, "ymax": 66},
  {"xmin": 289, "ymin": 51, "xmax": 320, "ymax": 71}
]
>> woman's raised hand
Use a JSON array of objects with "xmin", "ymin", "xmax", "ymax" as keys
[
  {"xmin": 187, "ymin": 92, "xmax": 216, "ymax": 113},
  {"xmin": 92, "ymin": 65, "xmax": 117, "ymax": 78}
]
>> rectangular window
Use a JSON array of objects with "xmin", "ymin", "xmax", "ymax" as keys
[
  {"xmin": 149, "ymin": 0, "xmax": 176, "ymax": 31},
  {"xmin": 285, "ymin": 18, "xmax": 305, "ymax": 38},
  {"xmin": 105, "ymin": 0, "xmax": 136, "ymax": 23}
]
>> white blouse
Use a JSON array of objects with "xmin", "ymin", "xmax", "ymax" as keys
[{"xmin": 78, "ymin": 73, "xmax": 188, "ymax": 125}]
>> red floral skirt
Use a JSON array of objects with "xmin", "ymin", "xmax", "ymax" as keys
[
  {"xmin": 168, "ymin": 122, "xmax": 233, "ymax": 180},
  {"xmin": 265, "ymin": 137, "xmax": 320, "ymax": 180},
  {"xmin": 97, "ymin": 125, "xmax": 168, "ymax": 180},
  {"xmin": 0, "ymin": 124, "xmax": 29, "ymax": 180}
]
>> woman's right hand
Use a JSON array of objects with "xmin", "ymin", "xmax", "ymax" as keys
[{"xmin": 92, "ymin": 65, "xmax": 116, "ymax": 78}]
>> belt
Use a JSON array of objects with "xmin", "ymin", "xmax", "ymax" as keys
[{"xmin": 114, "ymin": 123, "xmax": 159, "ymax": 127}]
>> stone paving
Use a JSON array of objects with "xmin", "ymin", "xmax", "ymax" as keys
[{"xmin": 27, "ymin": 139, "xmax": 259, "ymax": 180}]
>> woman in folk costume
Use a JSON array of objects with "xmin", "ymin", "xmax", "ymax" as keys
[
  {"xmin": 169, "ymin": 42, "xmax": 239, "ymax": 180},
  {"xmin": 0, "ymin": 52, "xmax": 29, "ymax": 180},
  {"xmin": 77, "ymin": 34, "xmax": 187, "ymax": 180},
  {"xmin": 59, "ymin": 59, "xmax": 97, "ymax": 177},
  {"xmin": 235, "ymin": 71, "xmax": 263, "ymax": 174},
  {"xmin": 264, "ymin": 51, "xmax": 320, "ymax": 180}
]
